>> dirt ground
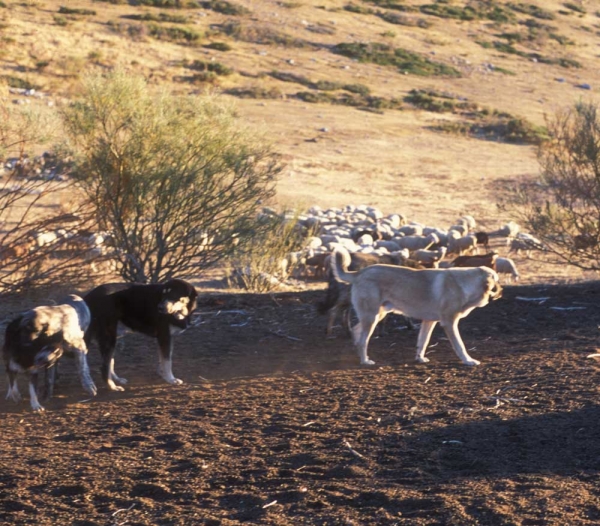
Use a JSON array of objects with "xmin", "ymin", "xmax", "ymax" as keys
[{"xmin": 2, "ymin": 278, "xmax": 600, "ymax": 526}]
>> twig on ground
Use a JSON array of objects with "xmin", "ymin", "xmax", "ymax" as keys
[
  {"xmin": 267, "ymin": 329, "xmax": 302, "ymax": 342},
  {"xmin": 489, "ymin": 396, "xmax": 526, "ymax": 403},
  {"xmin": 111, "ymin": 503, "xmax": 136, "ymax": 517},
  {"xmin": 262, "ymin": 500, "xmax": 278, "ymax": 509},
  {"xmin": 516, "ymin": 296, "xmax": 550, "ymax": 304},
  {"xmin": 344, "ymin": 440, "xmax": 367, "ymax": 460}
]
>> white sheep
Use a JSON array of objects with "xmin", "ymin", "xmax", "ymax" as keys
[
  {"xmin": 509, "ymin": 233, "xmax": 544, "ymax": 257},
  {"xmin": 488, "ymin": 221, "xmax": 520, "ymax": 240},
  {"xmin": 457, "ymin": 215, "xmax": 476, "ymax": 230},
  {"xmin": 412, "ymin": 246, "xmax": 447, "ymax": 267},
  {"xmin": 495, "ymin": 257, "xmax": 520, "ymax": 283},
  {"xmin": 397, "ymin": 224, "xmax": 423, "ymax": 236},
  {"xmin": 447, "ymin": 232, "xmax": 477, "ymax": 255},
  {"xmin": 448, "ymin": 223, "xmax": 469, "ymax": 237},
  {"xmin": 394, "ymin": 233, "xmax": 439, "ymax": 251}
]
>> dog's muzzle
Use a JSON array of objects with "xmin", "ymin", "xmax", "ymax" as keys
[{"xmin": 489, "ymin": 282, "xmax": 503, "ymax": 301}]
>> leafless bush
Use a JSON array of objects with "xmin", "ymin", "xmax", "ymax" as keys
[{"xmin": 505, "ymin": 101, "xmax": 600, "ymax": 270}]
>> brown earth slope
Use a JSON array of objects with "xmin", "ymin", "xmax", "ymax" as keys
[{"xmin": 2, "ymin": 282, "xmax": 600, "ymax": 525}]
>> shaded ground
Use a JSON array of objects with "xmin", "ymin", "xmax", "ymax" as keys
[{"xmin": 2, "ymin": 282, "xmax": 600, "ymax": 525}]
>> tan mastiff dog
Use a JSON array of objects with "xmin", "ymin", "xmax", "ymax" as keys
[{"xmin": 331, "ymin": 247, "xmax": 502, "ymax": 366}]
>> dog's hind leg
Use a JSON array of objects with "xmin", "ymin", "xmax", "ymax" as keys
[
  {"xmin": 28, "ymin": 372, "xmax": 45, "ymax": 412},
  {"xmin": 6, "ymin": 371, "xmax": 21, "ymax": 403},
  {"xmin": 352, "ymin": 313, "xmax": 380, "ymax": 365},
  {"xmin": 441, "ymin": 317, "xmax": 480, "ymax": 366},
  {"xmin": 415, "ymin": 320, "xmax": 437, "ymax": 363},
  {"xmin": 97, "ymin": 324, "xmax": 126, "ymax": 391},
  {"xmin": 42, "ymin": 366, "xmax": 56, "ymax": 400},
  {"xmin": 157, "ymin": 327, "xmax": 183, "ymax": 385}
]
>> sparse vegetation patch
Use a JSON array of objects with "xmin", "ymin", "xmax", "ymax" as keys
[
  {"xmin": 507, "ymin": 2, "xmax": 555, "ymax": 20},
  {"xmin": 220, "ymin": 21, "xmax": 313, "ymax": 48},
  {"xmin": 184, "ymin": 59, "xmax": 233, "ymax": 75},
  {"xmin": 123, "ymin": 12, "xmax": 190, "ymax": 24},
  {"xmin": 147, "ymin": 23, "xmax": 202, "ymax": 44},
  {"xmin": 295, "ymin": 90, "xmax": 402, "ymax": 111},
  {"xmin": 476, "ymin": 40, "xmax": 581, "ymax": 68},
  {"xmin": 58, "ymin": 6, "xmax": 97, "ymax": 16},
  {"xmin": 420, "ymin": 0, "xmax": 515, "ymax": 23},
  {"xmin": 378, "ymin": 11, "xmax": 432, "ymax": 28},
  {"xmin": 269, "ymin": 70, "xmax": 370, "ymax": 96},
  {"xmin": 332, "ymin": 42, "xmax": 461, "ymax": 77},
  {"xmin": 223, "ymin": 86, "xmax": 283, "ymax": 99},
  {"xmin": 129, "ymin": 0, "xmax": 201, "ymax": 7},
  {"xmin": 203, "ymin": 41, "xmax": 232, "ymax": 51},
  {"xmin": 435, "ymin": 115, "xmax": 548, "ymax": 145},
  {"xmin": 201, "ymin": 0, "xmax": 250, "ymax": 15},
  {"xmin": 1, "ymin": 75, "xmax": 38, "ymax": 90},
  {"xmin": 363, "ymin": 0, "xmax": 416, "ymax": 12},
  {"xmin": 563, "ymin": 2, "xmax": 586, "ymax": 14}
]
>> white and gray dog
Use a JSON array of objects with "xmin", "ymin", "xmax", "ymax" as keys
[{"xmin": 3, "ymin": 294, "xmax": 97, "ymax": 412}]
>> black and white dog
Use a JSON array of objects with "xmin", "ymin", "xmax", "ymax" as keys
[
  {"xmin": 84, "ymin": 279, "xmax": 198, "ymax": 391},
  {"xmin": 3, "ymin": 295, "xmax": 97, "ymax": 412}
]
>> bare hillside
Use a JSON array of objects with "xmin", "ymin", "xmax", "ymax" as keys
[{"xmin": 2, "ymin": 0, "xmax": 598, "ymax": 227}]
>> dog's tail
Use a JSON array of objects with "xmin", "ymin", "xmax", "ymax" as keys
[
  {"xmin": 331, "ymin": 247, "xmax": 357, "ymax": 284},
  {"xmin": 3, "ymin": 316, "xmax": 21, "ymax": 358},
  {"xmin": 316, "ymin": 274, "xmax": 341, "ymax": 315}
]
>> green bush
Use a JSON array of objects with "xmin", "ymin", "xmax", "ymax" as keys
[
  {"xmin": 563, "ymin": 2, "xmax": 586, "ymax": 14},
  {"xmin": 129, "ymin": 0, "xmax": 201, "ymax": 7},
  {"xmin": 147, "ymin": 23, "xmax": 202, "ymax": 44},
  {"xmin": 507, "ymin": 2, "xmax": 555, "ymax": 20},
  {"xmin": 204, "ymin": 41, "xmax": 232, "ymax": 51},
  {"xmin": 58, "ymin": 6, "xmax": 96, "ymax": 15},
  {"xmin": 364, "ymin": 0, "xmax": 415, "ymax": 12},
  {"xmin": 185, "ymin": 59, "xmax": 233, "ymax": 75},
  {"xmin": 62, "ymin": 70, "xmax": 281, "ymax": 283},
  {"xmin": 229, "ymin": 211, "xmax": 307, "ymax": 292},
  {"xmin": 221, "ymin": 21, "xmax": 311, "ymax": 48},
  {"xmin": 344, "ymin": 3, "xmax": 374, "ymax": 14},
  {"xmin": 1, "ymin": 75, "xmax": 38, "ymax": 90},
  {"xmin": 332, "ymin": 42, "xmax": 461, "ymax": 77},
  {"xmin": 53, "ymin": 15, "xmax": 69, "ymax": 26},
  {"xmin": 123, "ymin": 12, "xmax": 190, "ymax": 24},
  {"xmin": 201, "ymin": 0, "xmax": 250, "ymax": 15},
  {"xmin": 224, "ymin": 86, "xmax": 283, "ymax": 99}
]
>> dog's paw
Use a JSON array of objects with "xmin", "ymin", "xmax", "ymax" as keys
[
  {"xmin": 111, "ymin": 373, "xmax": 128, "ymax": 385},
  {"xmin": 167, "ymin": 377, "xmax": 184, "ymax": 385},
  {"xmin": 463, "ymin": 359, "xmax": 481, "ymax": 366},
  {"xmin": 85, "ymin": 382, "xmax": 98, "ymax": 397},
  {"xmin": 107, "ymin": 379, "xmax": 125, "ymax": 392},
  {"xmin": 7, "ymin": 390, "xmax": 22, "ymax": 403},
  {"xmin": 31, "ymin": 401, "xmax": 45, "ymax": 412},
  {"xmin": 416, "ymin": 356, "xmax": 430, "ymax": 363},
  {"xmin": 360, "ymin": 359, "xmax": 376, "ymax": 366}
]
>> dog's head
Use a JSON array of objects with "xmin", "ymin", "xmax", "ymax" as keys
[
  {"xmin": 157, "ymin": 279, "xmax": 198, "ymax": 329},
  {"xmin": 33, "ymin": 343, "xmax": 64, "ymax": 369},
  {"xmin": 484, "ymin": 269, "xmax": 503, "ymax": 302}
]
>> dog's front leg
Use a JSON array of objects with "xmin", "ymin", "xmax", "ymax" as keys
[
  {"xmin": 157, "ymin": 329, "xmax": 183, "ymax": 385},
  {"xmin": 71, "ymin": 342, "xmax": 98, "ymax": 396},
  {"xmin": 28, "ymin": 372, "xmax": 45, "ymax": 412},
  {"xmin": 415, "ymin": 320, "xmax": 437, "ymax": 363},
  {"xmin": 441, "ymin": 318, "xmax": 480, "ymax": 366}
]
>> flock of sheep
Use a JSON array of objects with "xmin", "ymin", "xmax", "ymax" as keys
[{"xmin": 280, "ymin": 204, "xmax": 545, "ymax": 283}]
